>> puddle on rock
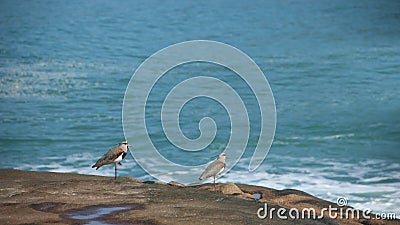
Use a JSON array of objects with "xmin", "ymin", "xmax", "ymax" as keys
[
  {"xmin": 253, "ymin": 193, "xmax": 262, "ymax": 200},
  {"xmin": 63, "ymin": 204, "xmax": 142, "ymax": 225},
  {"xmin": 67, "ymin": 206, "xmax": 129, "ymax": 220}
]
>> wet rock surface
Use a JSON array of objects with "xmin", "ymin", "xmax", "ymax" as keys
[{"xmin": 0, "ymin": 169, "xmax": 398, "ymax": 225}]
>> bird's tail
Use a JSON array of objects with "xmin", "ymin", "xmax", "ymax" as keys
[{"xmin": 92, "ymin": 164, "xmax": 100, "ymax": 170}]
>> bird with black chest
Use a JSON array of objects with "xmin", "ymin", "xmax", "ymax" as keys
[
  {"xmin": 92, "ymin": 141, "xmax": 130, "ymax": 179},
  {"xmin": 199, "ymin": 153, "xmax": 227, "ymax": 191}
]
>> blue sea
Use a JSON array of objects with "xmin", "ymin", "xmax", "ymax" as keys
[{"xmin": 1, "ymin": 0, "xmax": 399, "ymax": 215}]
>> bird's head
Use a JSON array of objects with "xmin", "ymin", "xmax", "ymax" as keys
[
  {"xmin": 218, "ymin": 153, "xmax": 227, "ymax": 162},
  {"xmin": 119, "ymin": 141, "xmax": 131, "ymax": 152}
]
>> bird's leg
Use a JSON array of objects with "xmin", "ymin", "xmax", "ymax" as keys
[
  {"xmin": 114, "ymin": 163, "xmax": 117, "ymax": 180},
  {"xmin": 213, "ymin": 176, "xmax": 216, "ymax": 191}
]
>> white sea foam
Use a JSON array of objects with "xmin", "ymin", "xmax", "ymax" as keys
[
  {"xmin": 219, "ymin": 157, "xmax": 400, "ymax": 214},
  {"xmin": 281, "ymin": 133, "xmax": 356, "ymax": 142},
  {"xmin": 15, "ymin": 152, "xmax": 143, "ymax": 178}
]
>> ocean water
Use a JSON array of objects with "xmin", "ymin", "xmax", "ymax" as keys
[{"xmin": 1, "ymin": 0, "xmax": 399, "ymax": 215}]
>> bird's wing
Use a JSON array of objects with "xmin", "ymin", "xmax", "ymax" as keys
[
  {"xmin": 105, "ymin": 147, "xmax": 124, "ymax": 161},
  {"xmin": 199, "ymin": 161, "xmax": 225, "ymax": 180},
  {"xmin": 93, "ymin": 147, "xmax": 124, "ymax": 168}
]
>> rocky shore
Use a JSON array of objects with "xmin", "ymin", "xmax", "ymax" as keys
[{"xmin": 0, "ymin": 169, "xmax": 398, "ymax": 225}]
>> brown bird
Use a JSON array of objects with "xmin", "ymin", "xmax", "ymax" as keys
[
  {"xmin": 199, "ymin": 153, "xmax": 227, "ymax": 191},
  {"xmin": 92, "ymin": 141, "xmax": 130, "ymax": 179}
]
